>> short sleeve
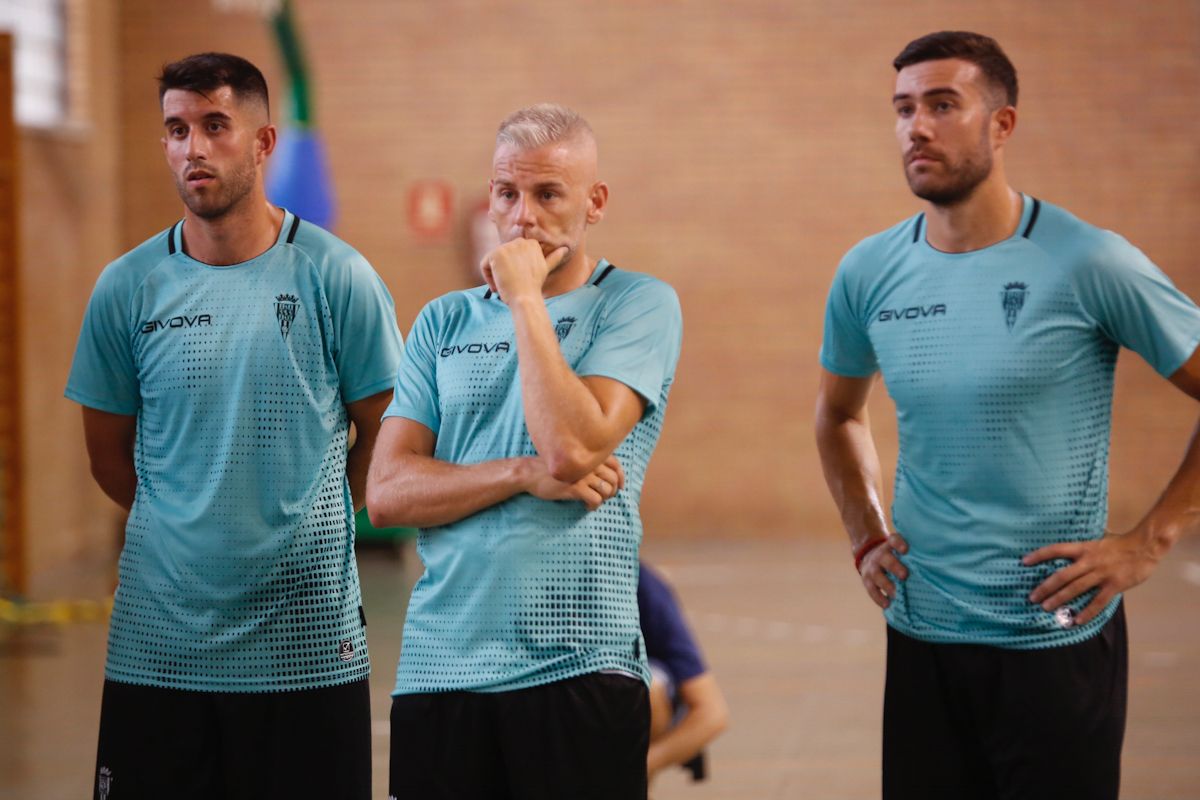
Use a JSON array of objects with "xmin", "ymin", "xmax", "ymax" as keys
[
  {"xmin": 64, "ymin": 263, "xmax": 140, "ymax": 415},
  {"xmin": 637, "ymin": 563, "xmax": 707, "ymax": 684},
  {"xmin": 1074, "ymin": 233, "xmax": 1200, "ymax": 377},
  {"xmin": 574, "ymin": 279, "xmax": 682, "ymax": 413},
  {"xmin": 327, "ymin": 255, "xmax": 405, "ymax": 403},
  {"xmin": 383, "ymin": 302, "xmax": 441, "ymax": 435},
  {"xmin": 820, "ymin": 254, "xmax": 879, "ymax": 377}
]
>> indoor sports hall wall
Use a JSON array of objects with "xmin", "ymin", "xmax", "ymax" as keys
[{"xmin": 19, "ymin": 0, "xmax": 1200, "ymax": 587}]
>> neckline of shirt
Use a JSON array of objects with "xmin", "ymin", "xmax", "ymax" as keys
[
  {"xmin": 916, "ymin": 194, "xmax": 1035, "ymax": 258},
  {"xmin": 169, "ymin": 209, "xmax": 296, "ymax": 269}
]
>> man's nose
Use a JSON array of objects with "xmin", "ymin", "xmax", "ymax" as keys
[
  {"xmin": 514, "ymin": 196, "xmax": 537, "ymax": 228},
  {"xmin": 186, "ymin": 131, "xmax": 208, "ymax": 161}
]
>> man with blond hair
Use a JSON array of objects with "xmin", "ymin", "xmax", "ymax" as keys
[{"xmin": 368, "ymin": 103, "xmax": 682, "ymax": 799}]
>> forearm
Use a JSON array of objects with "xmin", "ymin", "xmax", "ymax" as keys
[
  {"xmin": 90, "ymin": 460, "xmax": 136, "ymax": 512},
  {"xmin": 366, "ymin": 453, "xmax": 532, "ymax": 529},
  {"xmin": 647, "ymin": 690, "xmax": 728, "ymax": 773},
  {"xmin": 1131, "ymin": 417, "xmax": 1200, "ymax": 557},
  {"xmin": 508, "ymin": 294, "xmax": 612, "ymax": 479},
  {"xmin": 814, "ymin": 406, "xmax": 890, "ymax": 550},
  {"xmin": 346, "ymin": 436, "xmax": 372, "ymax": 513}
]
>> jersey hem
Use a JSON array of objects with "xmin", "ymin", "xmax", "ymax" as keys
[
  {"xmin": 102, "ymin": 663, "xmax": 371, "ymax": 694},
  {"xmin": 391, "ymin": 655, "xmax": 650, "ymax": 697},
  {"xmin": 884, "ymin": 597, "xmax": 1120, "ymax": 650}
]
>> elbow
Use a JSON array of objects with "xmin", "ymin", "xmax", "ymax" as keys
[
  {"xmin": 544, "ymin": 444, "xmax": 596, "ymax": 484},
  {"xmin": 364, "ymin": 479, "xmax": 401, "ymax": 529}
]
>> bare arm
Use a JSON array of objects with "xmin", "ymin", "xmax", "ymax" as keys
[
  {"xmin": 365, "ymin": 416, "xmax": 624, "ymax": 530},
  {"xmin": 81, "ymin": 406, "xmax": 138, "ymax": 512},
  {"xmin": 344, "ymin": 390, "xmax": 393, "ymax": 512},
  {"xmin": 483, "ymin": 240, "xmax": 645, "ymax": 482},
  {"xmin": 646, "ymin": 672, "xmax": 729, "ymax": 777},
  {"xmin": 813, "ymin": 368, "xmax": 908, "ymax": 607},
  {"xmin": 1026, "ymin": 346, "xmax": 1200, "ymax": 624}
]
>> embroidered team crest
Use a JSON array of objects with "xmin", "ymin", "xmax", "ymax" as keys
[
  {"xmin": 554, "ymin": 316, "xmax": 577, "ymax": 342},
  {"xmin": 1000, "ymin": 282, "xmax": 1028, "ymax": 331},
  {"xmin": 338, "ymin": 639, "xmax": 355, "ymax": 662},
  {"xmin": 274, "ymin": 293, "xmax": 299, "ymax": 340},
  {"xmin": 97, "ymin": 766, "xmax": 113, "ymax": 800}
]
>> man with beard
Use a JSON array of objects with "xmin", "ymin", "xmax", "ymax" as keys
[
  {"xmin": 367, "ymin": 103, "xmax": 682, "ymax": 799},
  {"xmin": 815, "ymin": 31, "xmax": 1200, "ymax": 799},
  {"xmin": 66, "ymin": 53, "xmax": 402, "ymax": 799}
]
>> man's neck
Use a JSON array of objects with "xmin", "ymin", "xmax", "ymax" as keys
[
  {"xmin": 923, "ymin": 173, "xmax": 1022, "ymax": 254},
  {"xmin": 542, "ymin": 251, "xmax": 596, "ymax": 298},
  {"xmin": 182, "ymin": 197, "xmax": 284, "ymax": 266}
]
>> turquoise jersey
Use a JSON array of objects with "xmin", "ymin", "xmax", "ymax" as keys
[
  {"xmin": 822, "ymin": 195, "xmax": 1200, "ymax": 648},
  {"xmin": 65, "ymin": 212, "xmax": 403, "ymax": 691},
  {"xmin": 385, "ymin": 260, "xmax": 682, "ymax": 693}
]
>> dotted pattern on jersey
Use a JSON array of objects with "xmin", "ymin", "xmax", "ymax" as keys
[
  {"xmin": 104, "ymin": 222, "xmax": 368, "ymax": 691},
  {"xmin": 393, "ymin": 266, "xmax": 679, "ymax": 693},
  {"xmin": 825, "ymin": 200, "xmax": 1142, "ymax": 648}
]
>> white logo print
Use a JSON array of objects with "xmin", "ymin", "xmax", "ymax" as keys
[
  {"xmin": 338, "ymin": 639, "xmax": 355, "ymax": 662},
  {"xmin": 98, "ymin": 766, "xmax": 113, "ymax": 800},
  {"xmin": 1053, "ymin": 606, "xmax": 1076, "ymax": 629}
]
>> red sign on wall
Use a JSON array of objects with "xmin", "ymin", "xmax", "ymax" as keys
[{"xmin": 407, "ymin": 180, "xmax": 454, "ymax": 241}]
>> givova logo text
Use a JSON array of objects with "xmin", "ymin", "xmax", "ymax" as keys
[{"xmin": 877, "ymin": 304, "xmax": 946, "ymax": 322}]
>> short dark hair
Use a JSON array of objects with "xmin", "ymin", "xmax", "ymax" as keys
[
  {"xmin": 893, "ymin": 31, "xmax": 1018, "ymax": 107},
  {"xmin": 158, "ymin": 52, "xmax": 269, "ymax": 112}
]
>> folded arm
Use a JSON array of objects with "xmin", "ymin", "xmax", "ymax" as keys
[{"xmin": 365, "ymin": 416, "xmax": 624, "ymax": 530}]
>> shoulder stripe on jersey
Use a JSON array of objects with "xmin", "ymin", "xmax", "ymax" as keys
[
  {"xmin": 167, "ymin": 221, "xmax": 180, "ymax": 255},
  {"xmin": 592, "ymin": 264, "xmax": 616, "ymax": 286},
  {"xmin": 911, "ymin": 214, "xmax": 924, "ymax": 244},
  {"xmin": 286, "ymin": 214, "xmax": 302, "ymax": 244},
  {"xmin": 483, "ymin": 288, "xmax": 494, "ymax": 300},
  {"xmin": 1021, "ymin": 198, "xmax": 1042, "ymax": 238}
]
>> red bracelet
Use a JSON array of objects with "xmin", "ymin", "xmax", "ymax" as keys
[{"xmin": 853, "ymin": 537, "xmax": 888, "ymax": 573}]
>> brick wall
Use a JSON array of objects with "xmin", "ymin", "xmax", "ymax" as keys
[{"xmin": 82, "ymin": 0, "xmax": 1200, "ymax": 552}]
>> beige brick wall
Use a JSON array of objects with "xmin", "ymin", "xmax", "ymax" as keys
[{"xmin": 48, "ymin": 1, "xmax": 1194, "ymax": 562}]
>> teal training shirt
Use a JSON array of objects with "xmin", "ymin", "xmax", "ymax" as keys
[
  {"xmin": 385, "ymin": 260, "xmax": 683, "ymax": 693},
  {"xmin": 821, "ymin": 195, "xmax": 1200, "ymax": 648},
  {"xmin": 65, "ymin": 212, "xmax": 404, "ymax": 691}
]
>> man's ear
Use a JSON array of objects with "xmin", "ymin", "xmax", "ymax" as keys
[
  {"xmin": 256, "ymin": 124, "xmax": 278, "ymax": 164},
  {"xmin": 586, "ymin": 181, "xmax": 609, "ymax": 224}
]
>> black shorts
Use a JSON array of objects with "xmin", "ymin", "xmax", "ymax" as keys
[
  {"xmin": 93, "ymin": 678, "xmax": 370, "ymax": 800},
  {"xmin": 883, "ymin": 602, "xmax": 1128, "ymax": 800},
  {"xmin": 390, "ymin": 672, "xmax": 650, "ymax": 800}
]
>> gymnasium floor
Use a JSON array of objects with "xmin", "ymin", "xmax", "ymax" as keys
[{"xmin": 3, "ymin": 534, "xmax": 1199, "ymax": 799}]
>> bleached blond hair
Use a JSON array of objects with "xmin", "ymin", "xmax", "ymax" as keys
[{"xmin": 495, "ymin": 103, "xmax": 594, "ymax": 150}]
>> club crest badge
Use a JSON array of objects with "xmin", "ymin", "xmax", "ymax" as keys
[
  {"xmin": 338, "ymin": 639, "xmax": 355, "ymax": 662},
  {"xmin": 1000, "ymin": 282, "xmax": 1028, "ymax": 331},
  {"xmin": 554, "ymin": 316, "xmax": 577, "ymax": 343},
  {"xmin": 275, "ymin": 293, "xmax": 299, "ymax": 340},
  {"xmin": 98, "ymin": 766, "xmax": 113, "ymax": 800}
]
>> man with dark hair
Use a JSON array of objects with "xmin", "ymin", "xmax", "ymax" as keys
[
  {"xmin": 367, "ymin": 103, "xmax": 682, "ymax": 799},
  {"xmin": 816, "ymin": 30, "xmax": 1200, "ymax": 799},
  {"xmin": 66, "ymin": 52, "xmax": 402, "ymax": 799}
]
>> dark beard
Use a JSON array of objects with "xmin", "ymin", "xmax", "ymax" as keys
[
  {"xmin": 908, "ymin": 154, "xmax": 991, "ymax": 206},
  {"xmin": 175, "ymin": 157, "xmax": 257, "ymax": 221},
  {"xmin": 905, "ymin": 119, "xmax": 994, "ymax": 207}
]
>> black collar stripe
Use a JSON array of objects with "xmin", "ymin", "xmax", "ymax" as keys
[
  {"xmin": 592, "ymin": 264, "xmax": 616, "ymax": 286},
  {"xmin": 483, "ymin": 288, "xmax": 494, "ymax": 300},
  {"xmin": 912, "ymin": 214, "xmax": 923, "ymax": 244},
  {"xmin": 286, "ymin": 214, "xmax": 302, "ymax": 244},
  {"xmin": 1022, "ymin": 198, "xmax": 1042, "ymax": 239},
  {"xmin": 167, "ymin": 221, "xmax": 180, "ymax": 255}
]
